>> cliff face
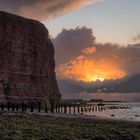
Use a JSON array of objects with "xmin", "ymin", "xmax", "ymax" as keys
[{"xmin": 0, "ymin": 11, "xmax": 61, "ymax": 102}]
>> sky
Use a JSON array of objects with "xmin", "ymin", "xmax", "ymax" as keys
[
  {"xmin": 0, "ymin": 0, "xmax": 140, "ymax": 101},
  {"xmin": 45, "ymin": 0, "xmax": 140, "ymax": 45}
]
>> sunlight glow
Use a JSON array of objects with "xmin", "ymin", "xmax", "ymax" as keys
[{"xmin": 57, "ymin": 58, "xmax": 126, "ymax": 82}]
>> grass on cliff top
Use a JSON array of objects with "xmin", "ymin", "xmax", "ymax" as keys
[{"xmin": 0, "ymin": 113, "xmax": 139, "ymax": 140}]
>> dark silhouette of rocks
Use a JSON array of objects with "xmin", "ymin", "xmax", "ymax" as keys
[{"xmin": 0, "ymin": 11, "xmax": 61, "ymax": 102}]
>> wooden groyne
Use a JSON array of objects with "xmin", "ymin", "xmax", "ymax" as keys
[{"xmin": 0, "ymin": 101, "xmax": 105, "ymax": 114}]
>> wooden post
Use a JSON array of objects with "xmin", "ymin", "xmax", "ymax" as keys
[
  {"xmin": 97, "ymin": 105, "xmax": 99, "ymax": 111},
  {"xmin": 7, "ymin": 102, "xmax": 10, "ymax": 111},
  {"xmin": 87, "ymin": 105, "xmax": 89, "ymax": 112},
  {"xmin": 64, "ymin": 103, "xmax": 67, "ymax": 114},
  {"xmin": 16, "ymin": 104, "xmax": 19, "ymax": 111},
  {"xmin": 22, "ymin": 102, "xmax": 24, "ymax": 112},
  {"xmin": 77, "ymin": 104, "xmax": 80, "ymax": 114},
  {"xmin": 89, "ymin": 105, "xmax": 91, "ymax": 112},
  {"xmin": 24, "ymin": 103, "xmax": 27, "ymax": 112},
  {"xmin": 50, "ymin": 100, "xmax": 54, "ymax": 113},
  {"xmin": 81, "ymin": 105, "xmax": 84, "ymax": 114},
  {"xmin": 73, "ymin": 103, "xmax": 76, "ymax": 114},
  {"xmin": 92, "ymin": 106, "xmax": 94, "ymax": 112},
  {"xmin": 1, "ymin": 103, "xmax": 4, "ymax": 111},
  {"xmin": 12, "ymin": 103, "xmax": 15, "ymax": 111},
  {"xmin": 60, "ymin": 103, "xmax": 63, "ymax": 113},
  {"xmin": 30, "ymin": 102, "xmax": 34, "ymax": 112},
  {"xmin": 44, "ymin": 102, "xmax": 48, "ymax": 113},
  {"xmin": 57, "ymin": 102, "xmax": 60, "ymax": 113},
  {"xmin": 85, "ymin": 106, "xmax": 87, "ymax": 113},
  {"xmin": 38, "ymin": 102, "xmax": 41, "ymax": 113},
  {"xmin": 95, "ymin": 106, "xmax": 97, "ymax": 112},
  {"xmin": 69, "ymin": 104, "xmax": 71, "ymax": 114},
  {"xmin": 55, "ymin": 103, "xmax": 57, "ymax": 113}
]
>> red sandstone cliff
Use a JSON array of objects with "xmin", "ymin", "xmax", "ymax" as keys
[{"xmin": 0, "ymin": 11, "xmax": 61, "ymax": 102}]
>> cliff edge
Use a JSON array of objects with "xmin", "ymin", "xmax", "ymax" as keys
[{"xmin": 0, "ymin": 11, "xmax": 61, "ymax": 102}]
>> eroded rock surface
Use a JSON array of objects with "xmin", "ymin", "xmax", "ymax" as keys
[{"xmin": 0, "ymin": 11, "xmax": 61, "ymax": 102}]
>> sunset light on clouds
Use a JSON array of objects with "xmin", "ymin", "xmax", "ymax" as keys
[
  {"xmin": 57, "ymin": 48, "xmax": 126, "ymax": 82},
  {"xmin": 1, "ymin": 0, "xmax": 140, "ymax": 100}
]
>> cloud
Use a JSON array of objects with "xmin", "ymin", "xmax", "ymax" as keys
[
  {"xmin": 82, "ymin": 47, "xmax": 96, "ymax": 54},
  {"xmin": 0, "ymin": 0, "xmax": 102, "ymax": 20},
  {"xmin": 58, "ymin": 79, "xmax": 140, "ymax": 101},
  {"xmin": 20, "ymin": 0, "xmax": 101, "ymax": 20},
  {"xmin": 0, "ymin": 0, "xmax": 35, "ymax": 14},
  {"xmin": 53, "ymin": 27, "xmax": 95, "ymax": 64},
  {"xmin": 57, "ymin": 55, "xmax": 126, "ymax": 82},
  {"xmin": 53, "ymin": 27, "xmax": 140, "ymax": 100},
  {"xmin": 53, "ymin": 27, "xmax": 140, "ymax": 82}
]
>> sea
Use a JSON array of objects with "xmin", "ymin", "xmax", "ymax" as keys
[{"xmin": 84, "ymin": 102, "xmax": 140, "ymax": 122}]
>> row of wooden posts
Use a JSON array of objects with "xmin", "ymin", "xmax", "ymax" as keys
[{"xmin": 0, "ymin": 101, "xmax": 105, "ymax": 114}]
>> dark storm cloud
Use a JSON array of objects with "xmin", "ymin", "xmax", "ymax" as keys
[
  {"xmin": 53, "ymin": 27, "xmax": 95, "ymax": 64},
  {"xmin": 0, "ymin": 0, "xmax": 101, "ymax": 20}
]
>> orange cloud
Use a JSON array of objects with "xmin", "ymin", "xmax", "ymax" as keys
[
  {"xmin": 20, "ymin": 0, "xmax": 102, "ymax": 21},
  {"xmin": 54, "ymin": 27, "xmax": 140, "ymax": 83},
  {"xmin": 57, "ymin": 55, "xmax": 126, "ymax": 82},
  {"xmin": 82, "ymin": 47, "xmax": 96, "ymax": 54}
]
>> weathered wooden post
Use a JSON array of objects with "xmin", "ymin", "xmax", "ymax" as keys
[
  {"xmin": 1, "ymin": 103, "xmax": 4, "ymax": 111},
  {"xmin": 85, "ymin": 106, "xmax": 87, "ymax": 113},
  {"xmin": 12, "ymin": 103, "xmax": 15, "ymax": 111},
  {"xmin": 57, "ymin": 102, "xmax": 60, "ymax": 113},
  {"xmin": 77, "ymin": 104, "xmax": 80, "ymax": 114},
  {"xmin": 95, "ymin": 106, "xmax": 97, "ymax": 112},
  {"xmin": 87, "ymin": 105, "xmax": 89, "ymax": 112},
  {"xmin": 21, "ymin": 102, "xmax": 24, "ymax": 112},
  {"xmin": 97, "ymin": 105, "xmax": 99, "ymax": 111},
  {"xmin": 69, "ymin": 104, "xmax": 71, "ymax": 114},
  {"xmin": 50, "ymin": 100, "xmax": 54, "ymax": 113},
  {"xmin": 44, "ymin": 102, "xmax": 48, "ymax": 113},
  {"xmin": 92, "ymin": 106, "xmax": 94, "ymax": 112},
  {"xmin": 30, "ymin": 102, "xmax": 34, "ymax": 112},
  {"xmin": 87, "ymin": 105, "xmax": 89, "ymax": 113},
  {"xmin": 24, "ymin": 103, "xmax": 27, "ymax": 112},
  {"xmin": 56, "ymin": 102, "xmax": 60, "ymax": 113},
  {"xmin": 89, "ymin": 105, "xmax": 91, "ymax": 112},
  {"xmin": 95, "ymin": 106, "xmax": 96, "ymax": 112},
  {"xmin": 64, "ymin": 103, "xmax": 67, "ymax": 114},
  {"xmin": 38, "ymin": 102, "xmax": 41, "ymax": 113},
  {"xmin": 60, "ymin": 103, "xmax": 63, "ymax": 113},
  {"xmin": 16, "ymin": 103, "xmax": 19, "ymax": 111},
  {"xmin": 55, "ymin": 103, "xmax": 57, "ymax": 113},
  {"xmin": 73, "ymin": 103, "xmax": 76, "ymax": 114},
  {"xmin": 7, "ymin": 102, "xmax": 10, "ymax": 111},
  {"xmin": 81, "ymin": 105, "xmax": 84, "ymax": 114}
]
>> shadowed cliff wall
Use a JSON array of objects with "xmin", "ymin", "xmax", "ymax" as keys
[{"xmin": 0, "ymin": 11, "xmax": 61, "ymax": 102}]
